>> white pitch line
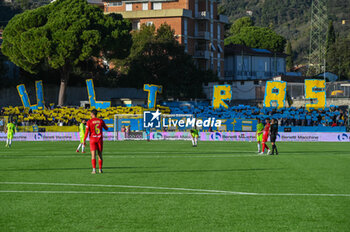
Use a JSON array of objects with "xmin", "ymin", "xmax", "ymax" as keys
[
  {"xmin": 0, "ymin": 190, "xmax": 229, "ymax": 195},
  {"xmin": 0, "ymin": 151, "xmax": 254, "ymax": 154},
  {"xmin": 103, "ymin": 151, "xmax": 254, "ymax": 154},
  {"xmin": 0, "ymin": 182, "xmax": 349, "ymax": 197},
  {"xmin": 0, "ymin": 182, "xmax": 240, "ymax": 194},
  {"xmin": 0, "ymin": 154, "xmax": 259, "ymax": 159}
]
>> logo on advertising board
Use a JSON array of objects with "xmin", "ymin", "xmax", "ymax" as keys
[
  {"xmin": 34, "ymin": 133, "xmax": 43, "ymax": 141},
  {"xmin": 277, "ymin": 133, "xmax": 281, "ymax": 140},
  {"xmin": 211, "ymin": 132, "xmax": 222, "ymax": 140},
  {"xmin": 337, "ymin": 133, "xmax": 349, "ymax": 141},
  {"xmin": 152, "ymin": 132, "xmax": 163, "ymax": 139},
  {"xmin": 144, "ymin": 110, "xmax": 162, "ymax": 129}
]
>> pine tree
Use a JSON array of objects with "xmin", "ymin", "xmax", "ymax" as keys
[
  {"xmin": 2, "ymin": 0, "xmax": 132, "ymax": 105},
  {"xmin": 286, "ymin": 41, "xmax": 294, "ymax": 72},
  {"xmin": 326, "ymin": 20, "xmax": 336, "ymax": 51}
]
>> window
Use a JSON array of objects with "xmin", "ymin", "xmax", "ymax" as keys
[
  {"xmin": 109, "ymin": 2, "xmax": 122, "ymax": 6},
  {"xmin": 146, "ymin": 21, "xmax": 154, "ymax": 26},
  {"xmin": 152, "ymin": 2, "xmax": 162, "ymax": 10},
  {"xmin": 126, "ymin": 3, "xmax": 132, "ymax": 11},
  {"xmin": 210, "ymin": 23, "xmax": 213, "ymax": 38},
  {"xmin": 142, "ymin": 3, "xmax": 148, "ymax": 10},
  {"xmin": 132, "ymin": 20, "xmax": 140, "ymax": 30}
]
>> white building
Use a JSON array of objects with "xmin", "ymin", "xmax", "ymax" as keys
[{"xmin": 224, "ymin": 44, "xmax": 286, "ymax": 81}]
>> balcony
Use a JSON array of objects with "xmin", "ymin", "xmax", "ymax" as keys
[
  {"xmin": 218, "ymin": 14, "xmax": 229, "ymax": 24},
  {"xmin": 193, "ymin": 50, "xmax": 210, "ymax": 59},
  {"xmin": 105, "ymin": 9, "xmax": 191, "ymax": 19},
  {"xmin": 195, "ymin": 11, "xmax": 210, "ymax": 20},
  {"xmin": 194, "ymin": 31, "xmax": 210, "ymax": 40}
]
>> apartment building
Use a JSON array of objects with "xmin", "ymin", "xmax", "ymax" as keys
[
  {"xmin": 97, "ymin": 0, "xmax": 228, "ymax": 78},
  {"xmin": 224, "ymin": 44, "xmax": 287, "ymax": 81}
]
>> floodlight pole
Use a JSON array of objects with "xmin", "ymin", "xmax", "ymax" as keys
[{"xmin": 308, "ymin": 0, "xmax": 328, "ymax": 76}]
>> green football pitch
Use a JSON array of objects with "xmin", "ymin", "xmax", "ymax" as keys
[{"xmin": 0, "ymin": 141, "xmax": 349, "ymax": 232}]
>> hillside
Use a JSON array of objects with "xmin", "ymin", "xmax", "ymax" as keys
[
  {"xmin": 219, "ymin": 0, "xmax": 350, "ymax": 64},
  {"xmin": 0, "ymin": 0, "xmax": 52, "ymax": 28}
]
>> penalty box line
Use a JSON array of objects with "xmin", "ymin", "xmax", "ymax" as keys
[{"xmin": 0, "ymin": 182, "xmax": 349, "ymax": 197}]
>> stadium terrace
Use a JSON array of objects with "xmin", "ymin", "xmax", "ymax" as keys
[{"xmin": 162, "ymin": 117, "xmax": 222, "ymax": 128}]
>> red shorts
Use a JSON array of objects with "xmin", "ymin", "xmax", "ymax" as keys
[
  {"xmin": 90, "ymin": 139, "xmax": 103, "ymax": 152},
  {"xmin": 262, "ymin": 133, "xmax": 269, "ymax": 142}
]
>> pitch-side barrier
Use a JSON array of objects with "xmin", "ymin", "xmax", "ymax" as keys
[{"xmin": 0, "ymin": 132, "xmax": 349, "ymax": 142}]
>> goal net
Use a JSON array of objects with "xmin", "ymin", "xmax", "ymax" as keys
[{"xmin": 113, "ymin": 113, "xmax": 194, "ymax": 141}]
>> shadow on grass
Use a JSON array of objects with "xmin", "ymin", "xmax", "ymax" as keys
[
  {"xmin": 105, "ymin": 168, "xmax": 285, "ymax": 174},
  {"xmin": 1, "ymin": 167, "xmax": 161, "ymax": 171}
]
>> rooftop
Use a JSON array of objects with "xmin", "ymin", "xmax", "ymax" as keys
[{"xmin": 225, "ymin": 44, "xmax": 287, "ymax": 58}]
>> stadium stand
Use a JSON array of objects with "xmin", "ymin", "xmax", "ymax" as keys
[
  {"xmin": 0, "ymin": 103, "xmax": 348, "ymax": 131},
  {"xmin": 0, "ymin": 106, "xmax": 170, "ymax": 127},
  {"xmin": 161, "ymin": 102, "xmax": 349, "ymax": 127}
]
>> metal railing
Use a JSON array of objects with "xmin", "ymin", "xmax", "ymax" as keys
[
  {"xmin": 194, "ymin": 31, "xmax": 210, "ymax": 40},
  {"xmin": 287, "ymin": 82, "xmax": 350, "ymax": 99}
]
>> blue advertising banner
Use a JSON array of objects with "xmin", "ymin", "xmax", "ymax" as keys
[{"xmin": 110, "ymin": 117, "xmax": 258, "ymax": 132}]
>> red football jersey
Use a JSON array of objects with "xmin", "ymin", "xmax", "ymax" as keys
[
  {"xmin": 85, "ymin": 118, "xmax": 108, "ymax": 141},
  {"xmin": 263, "ymin": 123, "xmax": 270, "ymax": 136}
]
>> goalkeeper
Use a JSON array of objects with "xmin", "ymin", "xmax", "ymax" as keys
[
  {"xmin": 5, "ymin": 120, "xmax": 16, "ymax": 148},
  {"xmin": 256, "ymin": 118, "xmax": 264, "ymax": 153},
  {"xmin": 76, "ymin": 119, "xmax": 86, "ymax": 153},
  {"xmin": 190, "ymin": 126, "xmax": 199, "ymax": 147}
]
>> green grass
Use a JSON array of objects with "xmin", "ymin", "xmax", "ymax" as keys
[{"xmin": 0, "ymin": 141, "xmax": 349, "ymax": 232}]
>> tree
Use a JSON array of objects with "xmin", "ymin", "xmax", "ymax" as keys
[
  {"xmin": 286, "ymin": 41, "xmax": 294, "ymax": 72},
  {"xmin": 229, "ymin": 16, "xmax": 254, "ymax": 35},
  {"xmin": 326, "ymin": 20, "xmax": 336, "ymax": 52},
  {"xmin": 117, "ymin": 23, "xmax": 217, "ymax": 98},
  {"xmin": 13, "ymin": 0, "xmax": 52, "ymax": 11},
  {"xmin": 327, "ymin": 35, "xmax": 350, "ymax": 80},
  {"xmin": 2, "ymin": 0, "xmax": 132, "ymax": 105},
  {"xmin": 225, "ymin": 25, "xmax": 286, "ymax": 53},
  {"xmin": 14, "ymin": 0, "xmax": 31, "ymax": 10},
  {"xmin": 130, "ymin": 24, "xmax": 156, "ymax": 58}
]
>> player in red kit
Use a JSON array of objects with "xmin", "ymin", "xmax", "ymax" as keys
[
  {"xmin": 84, "ymin": 109, "xmax": 108, "ymax": 174},
  {"xmin": 259, "ymin": 118, "xmax": 271, "ymax": 155}
]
